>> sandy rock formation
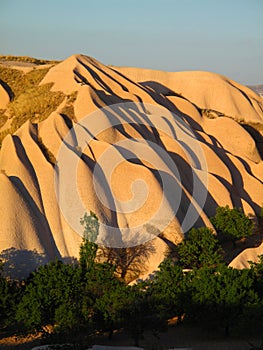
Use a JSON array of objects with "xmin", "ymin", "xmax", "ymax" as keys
[
  {"xmin": 0, "ymin": 82, "xmax": 10, "ymax": 109},
  {"xmin": 0, "ymin": 54, "xmax": 263, "ymax": 277}
]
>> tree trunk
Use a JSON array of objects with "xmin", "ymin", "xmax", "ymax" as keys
[
  {"xmin": 224, "ymin": 324, "xmax": 230, "ymax": 338},
  {"xmin": 108, "ymin": 328, "xmax": 113, "ymax": 339},
  {"xmin": 134, "ymin": 337, "xmax": 139, "ymax": 347}
]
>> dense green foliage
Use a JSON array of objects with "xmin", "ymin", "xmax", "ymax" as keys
[
  {"xmin": 188, "ymin": 264, "xmax": 258, "ymax": 336},
  {"xmin": 15, "ymin": 213, "xmax": 128, "ymax": 335},
  {"xmin": 0, "ymin": 259, "xmax": 20, "ymax": 328},
  {"xmin": 148, "ymin": 258, "xmax": 189, "ymax": 325},
  {"xmin": 0, "ymin": 212, "xmax": 262, "ymax": 346},
  {"xmin": 211, "ymin": 205, "xmax": 254, "ymax": 242},
  {"xmin": 177, "ymin": 227, "xmax": 224, "ymax": 269},
  {"xmin": 16, "ymin": 260, "xmax": 83, "ymax": 331}
]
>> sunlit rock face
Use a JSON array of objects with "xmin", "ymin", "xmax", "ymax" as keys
[{"xmin": 0, "ymin": 54, "xmax": 262, "ymax": 278}]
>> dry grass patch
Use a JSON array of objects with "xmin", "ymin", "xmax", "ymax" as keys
[
  {"xmin": 0, "ymin": 65, "xmax": 65, "ymax": 147},
  {"xmin": 0, "ymin": 55, "xmax": 59, "ymax": 65},
  {"xmin": 61, "ymin": 91, "xmax": 78, "ymax": 122},
  {"xmin": 0, "ymin": 66, "xmax": 50, "ymax": 98},
  {"xmin": 0, "ymin": 112, "xmax": 8, "ymax": 128},
  {"xmin": 0, "ymin": 66, "xmax": 24, "ymax": 98},
  {"xmin": 243, "ymin": 121, "xmax": 263, "ymax": 133},
  {"xmin": 201, "ymin": 108, "xmax": 227, "ymax": 119},
  {"xmin": 0, "ymin": 126, "xmax": 16, "ymax": 147},
  {"xmin": 37, "ymin": 136, "xmax": 57, "ymax": 166},
  {"xmin": 10, "ymin": 83, "xmax": 64, "ymax": 129}
]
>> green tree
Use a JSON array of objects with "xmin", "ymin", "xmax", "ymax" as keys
[
  {"xmin": 249, "ymin": 255, "xmax": 263, "ymax": 295},
  {"xmin": 0, "ymin": 259, "xmax": 19, "ymax": 328},
  {"xmin": 100, "ymin": 241, "xmax": 155, "ymax": 283},
  {"xmin": 177, "ymin": 227, "xmax": 224, "ymax": 269},
  {"xmin": 16, "ymin": 260, "xmax": 83, "ymax": 332},
  {"xmin": 246, "ymin": 255, "xmax": 263, "ymax": 348},
  {"xmin": 16, "ymin": 213, "xmax": 104, "ymax": 333},
  {"xmin": 0, "ymin": 260, "xmax": 10, "ymax": 326},
  {"xmin": 188, "ymin": 264, "xmax": 258, "ymax": 337},
  {"xmin": 149, "ymin": 258, "xmax": 188, "ymax": 324},
  {"xmin": 211, "ymin": 205, "xmax": 254, "ymax": 243},
  {"xmin": 79, "ymin": 211, "xmax": 99, "ymax": 272},
  {"xmin": 94, "ymin": 282, "xmax": 128, "ymax": 338},
  {"xmin": 79, "ymin": 212, "xmax": 128, "ymax": 336},
  {"xmin": 122, "ymin": 284, "xmax": 150, "ymax": 347}
]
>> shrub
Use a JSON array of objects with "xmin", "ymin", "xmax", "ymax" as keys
[
  {"xmin": 16, "ymin": 213, "xmax": 126, "ymax": 333},
  {"xmin": 177, "ymin": 227, "xmax": 224, "ymax": 269},
  {"xmin": 16, "ymin": 260, "xmax": 83, "ymax": 332},
  {"xmin": 211, "ymin": 205, "xmax": 254, "ymax": 242},
  {"xmin": 149, "ymin": 258, "xmax": 188, "ymax": 323},
  {"xmin": 188, "ymin": 264, "xmax": 258, "ymax": 336},
  {"xmin": 0, "ymin": 259, "xmax": 20, "ymax": 328}
]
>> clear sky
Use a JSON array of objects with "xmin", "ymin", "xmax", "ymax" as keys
[{"xmin": 0, "ymin": 0, "xmax": 262, "ymax": 84}]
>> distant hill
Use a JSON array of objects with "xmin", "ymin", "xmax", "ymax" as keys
[{"xmin": 248, "ymin": 84, "xmax": 263, "ymax": 97}]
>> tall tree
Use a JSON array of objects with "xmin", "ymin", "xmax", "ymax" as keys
[
  {"xmin": 122, "ymin": 284, "xmax": 150, "ymax": 347},
  {"xmin": 188, "ymin": 264, "xmax": 258, "ymax": 337},
  {"xmin": 100, "ymin": 241, "xmax": 155, "ymax": 283},
  {"xmin": 177, "ymin": 227, "xmax": 224, "ymax": 269},
  {"xmin": 211, "ymin": 205, "xmax": 254, "ymax": 243},
  {"xmin": 79, "ymin": 211, "xmax": 99, "ymax": 272},
  {"xmin": 148, "ymin": 258, "xmax": 189, "ymax": 325},
  {"xmin": 16, "ymin": 260, "xmax": 83, "ymax": 332},
  {"xmin": 0, "ymin": 259, "xmax": 19, "ymax": 328}
]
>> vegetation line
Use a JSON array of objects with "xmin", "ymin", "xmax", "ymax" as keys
[{"xmin": 0, "ymin": 207, "xmax": 263, "ymax": 347}]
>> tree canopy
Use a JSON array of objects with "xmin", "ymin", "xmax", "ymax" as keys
[
  {"xmin": 177, "ymin": 227, "xmax": 224, "ymax": 269},
  {"xmin": 0, "ymin": 211, "xmax": 263, "ymax": 345},
  {"xmin": 211, "ymin": 205, "xmax": 254, "ymax": 242}
]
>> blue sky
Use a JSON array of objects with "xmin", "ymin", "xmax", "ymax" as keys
[{"xmin": 0, "ymin": 0, "xmax": 262, "ymax": 84}]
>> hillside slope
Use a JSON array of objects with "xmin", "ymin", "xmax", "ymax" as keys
[{"xmin": 0, "ymin": 54, "xmax": 263, "ymax": 278}]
